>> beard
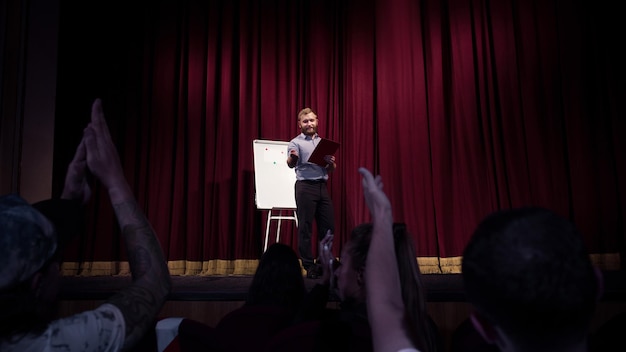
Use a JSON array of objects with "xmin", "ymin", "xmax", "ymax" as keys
[{"xmin": 301, "ymin": 125, "xmax": 317, "ymax": 136}]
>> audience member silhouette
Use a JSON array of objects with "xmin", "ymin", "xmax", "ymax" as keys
[
  {"xmin": 0, "ymin": 98, "xmax": 172, "ymax": 351},
  {"xmin": 178, "ymin": 242, "xmax": 308, "ymax": 352},
  {"xmin": 244, "ymin": 242, "xmax": 308, "ymax": 310},
  {"xmin": 461, "ymin": 206, "xmax": 602, "ymax": 352},
  {"xmin": 262, "ymin": 231, "xmax": 336, "ymax": 351},
  {"xmin": 266, "ymin": 219, "xmax": 442, "ymax": 350}
]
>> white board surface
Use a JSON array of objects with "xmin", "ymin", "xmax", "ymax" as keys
[{"xmin": 253, "ymin": 139, "xmax": 297, "ymax": 209}]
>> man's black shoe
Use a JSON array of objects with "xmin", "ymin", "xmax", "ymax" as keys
[
  {"xmin": 306, "ymin": 269, "xmax": 319, "ymax": 279},
  {"xmin": 306, "ymin": 264, "xmax": 322, "ymax": 279}
]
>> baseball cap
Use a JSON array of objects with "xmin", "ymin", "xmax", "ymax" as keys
[
  {"xmin": 0, "ymin": 194, "xmax": 83, "ymax": 291},
  {"xmin": 0, "ymin": 194, "xmax": 57, "ymax": 290}
]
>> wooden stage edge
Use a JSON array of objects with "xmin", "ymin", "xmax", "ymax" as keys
[{"xmin": 60, "ymin": 270, "xmax": 626, "ymax": 303}]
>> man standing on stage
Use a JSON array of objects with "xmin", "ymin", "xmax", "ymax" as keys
[{"xmin": 287, "ymin": 107, "xmax": 336, "ymax": 279}]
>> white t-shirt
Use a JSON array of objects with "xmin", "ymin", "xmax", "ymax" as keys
[{"xmin": 1, "ymin": 303, "xmax": 126, "ymax": 352}]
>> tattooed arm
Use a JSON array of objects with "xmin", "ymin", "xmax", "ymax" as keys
[{"xmin": 83, "ymin": 98, "xmax": 172, "ymax": 350}]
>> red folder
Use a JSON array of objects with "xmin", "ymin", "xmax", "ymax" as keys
[{"xmin": 308, "ymin": 138, "xmax": 340, "ymax": 166}]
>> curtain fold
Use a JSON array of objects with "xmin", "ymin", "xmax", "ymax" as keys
[{"xmin": 54, "ymin": 0, "xmax": 624, "ymax": 276}]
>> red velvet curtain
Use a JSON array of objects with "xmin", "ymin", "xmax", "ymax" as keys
[{"xmin": 54, "ymin": 0, "xmax": 625, "ymax": 275}]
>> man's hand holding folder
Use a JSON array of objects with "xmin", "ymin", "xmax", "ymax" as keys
[{"xmin": 308, "ymin": 138, "xmax": 340, "ymax": 167}]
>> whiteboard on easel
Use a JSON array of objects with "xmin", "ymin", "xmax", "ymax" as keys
[{"xmin": 253, "ymin": 139, "xmax": 297, "ymax": 209}]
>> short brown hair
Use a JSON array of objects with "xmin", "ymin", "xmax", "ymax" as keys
[{"xmin": 297, "ymin": 108, "xmax": 316, "ymax": 121}]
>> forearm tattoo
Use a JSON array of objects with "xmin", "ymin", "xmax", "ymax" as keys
[{"xmin": 107, "ymin": 200, "xmax": 172, "ymax": 349}]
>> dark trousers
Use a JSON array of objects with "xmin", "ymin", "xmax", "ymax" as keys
[{"xmin": 294, "ymin": 180, "xmax": 335, "ymax": 270}]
